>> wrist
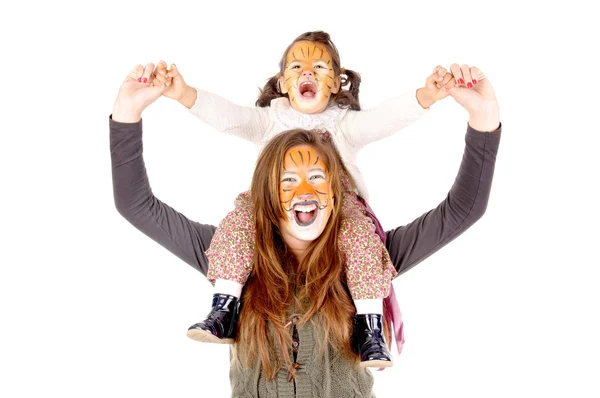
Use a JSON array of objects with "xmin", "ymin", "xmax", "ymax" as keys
[
  {"xmin": 178, "ymin": 85, "xmax": 197, "ymax": 109},
  {"xmin": 416, "ymin": 88, "xmax": 434, "ymax": 109},
  {"xmin": 112, "ymin": 103, "xmax": 142, "ymax": 123},
  {"xmin": 468, "ymin": 100, "xmax": 500, "ymax": 132}
]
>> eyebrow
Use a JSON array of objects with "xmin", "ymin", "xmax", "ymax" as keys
[
  {"xmin": 288, "ymin": 59, "xmax": 328, "ymax": 65},
  {"xmin": 281, "ymin": 168, "xmax": 326, "ymax": 175}
]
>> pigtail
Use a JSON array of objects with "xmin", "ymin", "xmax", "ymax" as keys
[
  {"xmin": 256, "ymin": 74, "xmax": 285, "ymax": 108},
  {"xmin": 333, "ymin": 68, "xmax": 361, "ymax": 111}
]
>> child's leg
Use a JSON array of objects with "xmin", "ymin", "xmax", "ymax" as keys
[
  {"xmin": 338, "ymin": 185, "xmax": 396, "ymax": 368},
  {"xmin": 339, "ymin": 193, "xmax": 397, "ymax": 304},
  {"xmin": 206, "ymin": 190, "xmax": 255, "ymax": 290},
  {"xmin": 187, "ymin": 191, "xmax": 255, "ymax": 344}
]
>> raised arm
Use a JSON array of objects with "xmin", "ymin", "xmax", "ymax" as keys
[
  {"xmin": 340, "ymin": 90, "xmax": 429, "ymax": 147},
  {"xmin": 340, "ymin": 66, "xmax": 460, "ymax": 148},
  {"xmin": 387, "ymin": 123, "xmax": 501, "ymax": 276},
  {"xmin": 111, "ymin": 62, "xmax": 216, "ymax": 276},
  {"xmin": 153, "ymin": 61, "xmax": 270, "ymax": 143},
  {"xmin": 385, "ymin": 64, "xmax": 501, "ymax": 276}
]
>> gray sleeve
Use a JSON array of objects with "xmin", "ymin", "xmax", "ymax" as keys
[
  {"xmin": 386, "ymin": 122, "xmax": 502, "ymax": 277},
  {"xmin": 109, "ymin": 116, "xmax": 214, "ymax": 276}
]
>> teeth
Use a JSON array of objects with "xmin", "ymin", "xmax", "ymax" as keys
[
  {"xmin": 294, "ymin": 204, "xmax": 317, "ymax": 212},
  {"xmin": 301, "ymin": 81, "xmax": 313, "ymax": 87}
]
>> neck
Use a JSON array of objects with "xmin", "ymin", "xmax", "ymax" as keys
[{"xmin": 281, "ymin": 231, "xmax": 310, "ymax": 262}]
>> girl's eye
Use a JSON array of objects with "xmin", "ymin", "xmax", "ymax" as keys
[
  {"xmin": 314, "ymin": 65, "xmax": 325, "ymax": 69},
  {"xmin": 310, "ymin": 175, "xmax": 324, "ymax": 180},
  {"xmin": 282, "ymin": 177, "xmax": 296, "ymax": 183},
  {"xmin": 291, "ymin": 65, "xmax": 301, "ymax": 69}
]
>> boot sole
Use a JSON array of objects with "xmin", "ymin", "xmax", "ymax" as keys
[
  {"xmin": 359, "ymin": 359, "xmax": 393, "ymax": 369},
  {"xmin": 187, "ymin": 328, "xmax": 234, "ymax": 344}
]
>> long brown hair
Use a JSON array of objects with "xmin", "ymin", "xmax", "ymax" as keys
[
  {"xmin": 235, "ymin": 129, "xmax": 358, "ymax": 380},
  {"xmin": 256, "ymin": 31, "xmax": 362, "ymax": 111}
]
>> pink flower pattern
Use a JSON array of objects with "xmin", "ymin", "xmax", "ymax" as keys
[{"xmin": 206, "ymin": 174, "xmax": 396, "ymax": 300}]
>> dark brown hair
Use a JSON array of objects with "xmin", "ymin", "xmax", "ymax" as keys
[
  {"xmin": 255, "ymin": 31, "xmax": 362, "ymax": 111},
  {"xmin": 235, "ymin": 129, "xmax": 358, "ymax": 380}
]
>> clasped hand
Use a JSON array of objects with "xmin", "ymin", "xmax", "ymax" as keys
[{"xmin": 113, "ymin": 61, "xmax": 499, "ymax": 131}]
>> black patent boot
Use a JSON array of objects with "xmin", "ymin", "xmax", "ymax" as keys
[
  {"xmin": 354, "ymin": 314, "xmax": 393, "ymax": 368},
  {"xmin": 187, "ymin": 294, "xmax": 241, "ymax": 344}
]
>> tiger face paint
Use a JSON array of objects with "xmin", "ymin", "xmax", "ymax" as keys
[
  {"xmin": 279, "ymin": 41, "xmax": 341, "ymax": 114},
  {"xmin": 279, "ymin": 144, "xmax": 334, "ymax": 243}
]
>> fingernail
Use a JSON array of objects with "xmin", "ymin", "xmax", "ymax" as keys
[
  {"xmin": 467, "ymin": 82, "xmax": 473, "ymax": 89},
  {"xmin": 473, "ymin": 79, "xmax": 477, "ymax": 85},
  {"xmin": 458, "ymin": 78, "xmax": 464, "ymax": 85},
  {"xmin": 142, "ymin": 77, "xmax": 148, "ymax": 83},
  {"xmin": 137, "ymin": 77, "xmax": 142, "ymax": 82}
]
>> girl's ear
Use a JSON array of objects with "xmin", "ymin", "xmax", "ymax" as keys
[
  {"xmin": 331, "ymin": 75, "xmax": 341, "ymax": 94},
  {"xmin": 279, "ymin": 76, "xmax": 288, "ymax": 94}
]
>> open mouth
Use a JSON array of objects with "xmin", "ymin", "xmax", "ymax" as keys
[
  {"xmin": 298, "ymin": 81, "xmax": 317, "ymax": 99},
  {"xmin": 292, "ymin": 201, "xmax": 319, "ymax": 226}
]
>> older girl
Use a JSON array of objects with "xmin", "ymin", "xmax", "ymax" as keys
[{"xmin": 111, "ymin": 60, "xmax": 500, "ymax": 394}]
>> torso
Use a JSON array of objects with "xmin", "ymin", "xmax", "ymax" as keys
[{"xmin": 229, "ymin": 313, "xmax": 376, "ymax": 398}]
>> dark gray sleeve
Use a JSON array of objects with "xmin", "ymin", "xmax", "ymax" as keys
[
  {"xmin": 109, "ymin": 116, "xmax": 214, "ymax": 276},
  {"xmin": 386, "ymin": 122, "xmax": 502, "ymax": 277}
]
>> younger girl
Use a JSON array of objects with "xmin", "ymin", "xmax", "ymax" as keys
[{"xmin": 153, "ymin": 31, "xmax": 454, "ymax": 368}]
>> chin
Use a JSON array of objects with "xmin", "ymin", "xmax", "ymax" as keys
[
  {"xmin": 292, "ymin": 94, "xmax": 330, "ymax": 114},
  {"xmin": 284, "ymin": 205, "xmax": 330, "ymax": 242}
]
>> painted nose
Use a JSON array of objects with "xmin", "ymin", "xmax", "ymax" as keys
[
  {"xmin": 302, "ymin": 70, "xmax": 314, "ymax": 78},
  {"xmin": 296, "ymin": 193, "xmax": 314, "ymax": 201}
]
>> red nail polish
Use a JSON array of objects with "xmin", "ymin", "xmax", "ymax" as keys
[
  {"xmin": 473, "ymin": 79, "xmax": 477, "ymax": 85},
  {"xmin": 467, "ymin": 82, "xmax": 473, "ymax": 89},
  {"xmin": 137, "ymin": 77, "xmax": 142, "ymax": 82},
  {"xmin": 142, "ymin": 77, "xmax": 147, "ymax": 83},
  {"xmin": 458, "ymin": 78, "xmax": 464, "ymax": 85}
]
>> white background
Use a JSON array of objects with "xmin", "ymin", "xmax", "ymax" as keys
[{"xmin": 1, "ymin": 1, "xmax": 599, "ymax": 397}]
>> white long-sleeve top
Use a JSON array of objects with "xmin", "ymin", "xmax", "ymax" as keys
[{"xmin": 188, "ymin": 88, "xmax": 428, "ymax": 200}]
